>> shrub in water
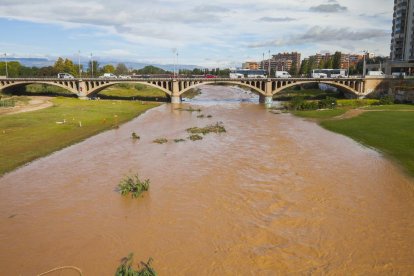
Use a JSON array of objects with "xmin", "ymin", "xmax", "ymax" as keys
[
  {"xmin": 186, "ymin": 122, "xmax": 226, "ymax": 135},
  {"xmin": 118, "ymin": 174, "xmax": 150, "ymax": 198},
  {"xmin": 188, "ymin": 134, "xmax": 203, "ymax": 141},
  {"xmin": 153, "ymin": 138, "xmax": 168, "ymax": 144},
  {"xmin": 131, "ymin": 132, "xmax": 140, "ymax": 140},
  {"xmin": 115, "ymin": 253, "xmax": 156, "ymax": 276},
  {"xmin": 174, "ymin": 139, "xmax": 186, "ymax": 143}
]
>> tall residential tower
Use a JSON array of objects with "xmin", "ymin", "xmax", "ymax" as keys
[{"xmin": 391, "ymin": 0, "xmax": 414, "ymax": 61}]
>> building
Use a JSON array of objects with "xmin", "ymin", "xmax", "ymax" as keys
[
  {"xmin": 260, "ymin": 52, "xmax": 301, "ymax": 74},
  {"xmin": 391, "ymin": 0, "xmax": 414, "ymax": 61},
  {"xmin": 242, "ymin": 62, "xmax": 259, "ymax": 70}
]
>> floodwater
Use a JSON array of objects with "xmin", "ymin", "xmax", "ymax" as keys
[{"xmin": 0, "ymin": 86, "xmax": 413, "ymax": 275}]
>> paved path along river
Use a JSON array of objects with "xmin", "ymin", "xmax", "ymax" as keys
[{"xmin": 0, "ymin": 86, "xmax": 413, "ymax": 275}]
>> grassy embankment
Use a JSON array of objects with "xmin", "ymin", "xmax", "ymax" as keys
[
  {"xmin": 294, "ymin": 102, "xmax": 414, "ymax": 176},
  {"xmin": 0, "ymin": 97, "xmax": 158, "ymax": 175}
]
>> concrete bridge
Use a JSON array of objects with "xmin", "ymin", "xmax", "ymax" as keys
[{"xmin": 0, "ymin": 77, "xmax": 388, "ymax": 104}]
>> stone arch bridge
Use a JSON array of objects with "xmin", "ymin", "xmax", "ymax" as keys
[{"xmin": 0, "ymin": 77, "xmax": 387, "ymax": 104}]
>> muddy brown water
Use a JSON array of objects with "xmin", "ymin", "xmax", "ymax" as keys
[{"xmin": 0, "ymin": 86, "xmax": 413, "ymax": 275}]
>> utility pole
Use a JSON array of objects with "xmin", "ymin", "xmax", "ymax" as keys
[
  {"xmin": 347, "ymin": 53, "xmax": 350, "ymax": 78},
  {"xmin": 268, "ymin": 50, "xmax": 271, "ymax": 77},
  {"xmin": 362, "ymin": 50, "xmax": 367, "ymax": 77},
  {"xmin": 78, "ymin": 50, "xmax": 81, "ymax": 78},
  {"xmin": 262, "ymin": 52, "xmax": 265, "ymax": 70},
  {"xmin": 4, "ymin": 53, "xmax": 8, "ymax": 78},
  {"xmin": 90, "ymin": 53, "xmax": 93, "ymax": 78}
]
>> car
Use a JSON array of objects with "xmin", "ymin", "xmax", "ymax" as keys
[
  {"xmin": 99, "ymin": 73, "xmax": 118, "ymax": 79},
  {"xmin": 57, "ymin": 73, "xmax": 75, "ymax": 79}
]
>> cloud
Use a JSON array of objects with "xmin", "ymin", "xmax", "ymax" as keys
[
  {"xmin": 248, "ymin": 26, "xmax": 389, "ymax": 47},
  {"xmin": 310, "ymin": 3, "xmax": 348, "ymax": 13},
  {"xmin": 258, "ymin": 17, "xmax": 296, "ymax": 22}
]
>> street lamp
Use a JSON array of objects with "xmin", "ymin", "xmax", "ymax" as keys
[
  {"xmin": 362, "ymin": 50, "xmax": 367, "ymax": 77},
  {"xmin": 347, "ymin": 53, "xmax": 350, "ymax": 78},
  {"xmin": 4, "ymin": 53, "xmax": 8, "ymax": 78},
  {"xmin": 78, "ymin": 50, "xmax": 81, "ymax": 78},
  {"xmin": 268, "ymin": 50, "xmax": 271, "ymax": 78},
  {"xmin": 90, "ymin": 53, "xmax": 93, "ymax": 78}
]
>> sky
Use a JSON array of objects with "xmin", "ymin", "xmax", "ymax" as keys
[{"xmin": 0, "ymin": 0, "xmax": 393, "ymax": 67}]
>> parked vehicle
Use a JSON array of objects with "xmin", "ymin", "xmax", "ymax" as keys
[
  {"xmin": 275, "ymin": 71, "xmax": 291, "ymax": 78},
  {"xmin": 311, "ymin": 69, "xmax": 347, "ymax": 78},
  {"xmin": 229, "ymin": 69, "xmax": 267, "ymax": 79},
  {"xmin": 366, "ymin": 71, "xmax": 385, "ymax": 76},
  {"xmin": 99, "ymin": 73, "xmax": 117, "ymax": 78},
  {"xmin": 391, "ymin": 72, "xmax": 406, "ymax": 78},
  {"xmin": 57, "ymin": 73, "xmax": 75, "ymax": 79}
]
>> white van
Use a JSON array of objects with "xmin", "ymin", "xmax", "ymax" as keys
[
  {"xmin": 57, "ymin": 73, "xmax": 75, "ymax": 79},
  {"xmin": 275, "ymin": 71, "xmax": 291, "ymax": 78},
  {"xmin": 366, "ymin": 71, "xmax": 385, "ymax": 76},
  {"xmin": 99, "ymin": 73, "xmax": 117, "ymax": 78}
]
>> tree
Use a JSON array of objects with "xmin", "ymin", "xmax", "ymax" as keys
[
  {"xmin": 289, "ymin": 62, "xmax": 298, "ymax": 76},
  {"xmin": 333, "ymin": 51, "xmax": 342, "ymax": 69},
  {"xmin": 324, "ymin": 58, "xmax": 333, "ymax": 69},
  {"xmin": 0, "ymin": 61, "xmax": 21, "ymax": 77},
  {"xmin": 101, "ymin": 64, "xmax": 115, "ymax": 74},
  {"xmin": 300, "ymin": 59, "xmax": 309, "ymax": 75},
  {"xmin": 53, "ymin": 57, "xmax": 78, "ymax": 76},
  {"xmin": 115, "ymin": 63, "xmax": 129, "ymax": 75}
]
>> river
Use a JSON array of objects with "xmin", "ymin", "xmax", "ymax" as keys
[{"xmin": 0, "ymin": 85, "xmax": 413, "ymax": 275}]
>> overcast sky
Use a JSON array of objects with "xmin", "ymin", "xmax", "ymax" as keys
[{"xmin": 0, "ymin": 0, "xmax": 393, "ymax": 67}]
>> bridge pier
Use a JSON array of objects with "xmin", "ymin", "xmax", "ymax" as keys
[
  {"xmin": 259, "ymin": 94, "xmax": 273, "ymax": 106},
  {"xmin": 171, "ymin": 95, "xmax": 181, "ymax": 104}
]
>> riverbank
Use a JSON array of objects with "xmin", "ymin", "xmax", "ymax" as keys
[
  {"xmin": 0, "ymin": 97, "xmax": 159, "ymax": 175},
  {"xmin": 293, "ymin": 104, "xmax": 414, "ymax": 176}
]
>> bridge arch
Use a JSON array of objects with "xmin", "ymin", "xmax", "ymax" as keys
[
  {"xmin": 273, "ymin": 80, "xmax": 361, "ymax": 96},
  {"xmin": 0, "ymin": 81, "xmax": 79, "ymax": 95},
  {"xmin": 85, "ymin": 81, "xmax": 172, "ymax": 97},
  {"xmin": 179, "ymin": 81, "xmax": 266, "ymax": 96}
]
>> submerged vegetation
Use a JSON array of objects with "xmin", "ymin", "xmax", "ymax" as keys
[
  {"xmin": 188, "ymin": 134, "xmax": 203, "ymax": 141},
  {"xmin": 118, "ymin": 174, "xmax": 150, "ymax": 198},
  {"xmin": 186, "ymin": 122, "xmax": 226, "ymax": 135},
  {"xmin": 131, "ymin": 132, "xmax": 140, "ymax": 140},
  {"xmin": 153, "ymin": 138, "xmax": 168, "ymax": 144},
  {"xmin": 175, "ymin": 107, "xmax": 202, "ymax": 112},
  {"xmin": 115, "ymin": 253, "xmax": 156, "ymax": 276},
  {"xmin": 174, "ymin": 138, "xmax": 186, "ymax": 143}
]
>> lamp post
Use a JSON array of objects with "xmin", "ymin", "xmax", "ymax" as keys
[
  {"xmin": 362, "ymin": 50, "xmax": 367, "ymax": 77},
  {"xmin": 78, "ymin": 50, "xmax": 81, "ymax": 78},
  {"xmin": 268, "ymin": 50, "xmax": 271, "ymax": 78},
  {"xmin": 4, "ymin": 53, "xmax": 8, "ymax": 78},
  {"xmin": 347, "ymin": 53, "xmax": 350, "ymax": 78},
  {"xmin": 90, "ymin": 53, "xmax": 93, "ymax": 78}
]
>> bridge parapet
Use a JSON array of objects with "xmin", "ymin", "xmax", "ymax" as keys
[{"xmin": 0, "ymin": 77, "xmax": 391, "ymax": 102}]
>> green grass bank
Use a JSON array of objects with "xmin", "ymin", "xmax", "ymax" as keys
[
  {"xmin": 294, "ymin": 104, "xmax": 414, "ymax": 176},
  {"xmin": 0, "ymin": 97, "xmax": 159, "ymax": 175}
]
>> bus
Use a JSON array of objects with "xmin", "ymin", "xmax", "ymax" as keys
[
  {"xmin": 229, "ymin": 69, "xmax": 267, "ymax": 79},
  {"xmin": 311, "ymin": 69, "xmax": 347, "ymax": 78}
]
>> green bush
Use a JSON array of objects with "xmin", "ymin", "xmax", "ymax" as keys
[
  {"xmin": 115, "ymin": 253, "xmax": 156, "ymax": 276},
  {"xmin": 318, "ymin": 97, "xmax": 337, "ymax": 109},
  {"xmin": 378, "ymin": 95, "xmax": 395, "ymax": 105},
  {"xmin": 118, "ymin": 174, "xmax": 150, "ymax": 198},
  {"xmin": 117, "ymin": 83, "xmax": 132, "ymax": 89}
]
